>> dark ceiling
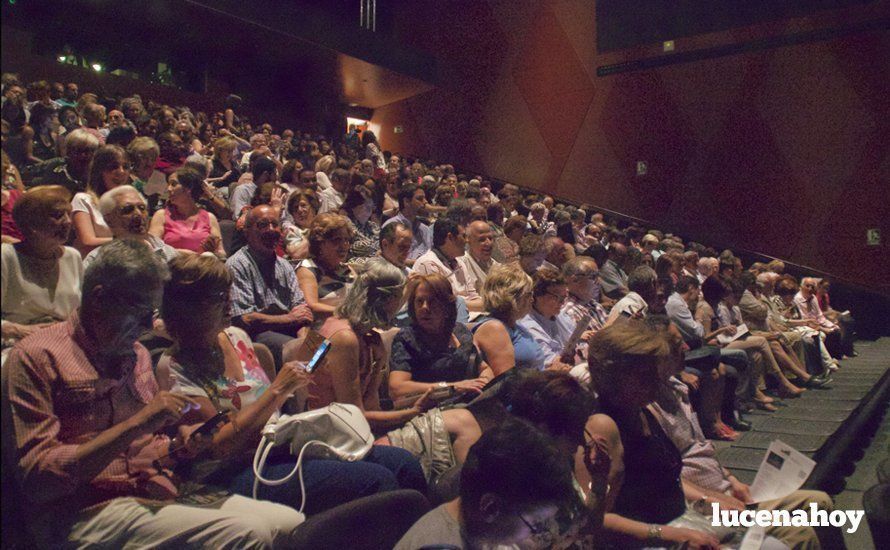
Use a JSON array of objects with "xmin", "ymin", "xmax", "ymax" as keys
[{"xmin": 1, "ymin": 0, "xmax": 436, "ymax": 111}]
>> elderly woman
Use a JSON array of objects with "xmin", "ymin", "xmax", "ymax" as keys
[
  {"xmin": 157, "ymin": 254, "xmax": 425, "ymax": 514},
  {"xmin": 283, "ymin": 189, "xmax": 318, "ymax": 260},
  {"xmin": 341, "ymin": 183, "xmax": 380, "ymax": 263},
  {"xmin": 388, "ymin": 274, "xmax": 491, "ymax": 402},
  {"xmin": 71, "ymin": 144, "xmax": 130, "ymax": 255},
  {"xmin": 306, "ymin": 258, "xmax": 436, "ymax": 430},
  {"xmin": 149, "ymin": 168, "xmax": 226, "ymax": 258},
  {"xmin": 126, "ymin": 136, "xmax": 164, "ymax": 198},
  {"xmin": 472, "ymin": 263, "xmax": 544, "ymax": 376},
  {"xmin": 296, "ymin": 213, "xmax": 355, "ymax": 324},
  {"xmin": 2, "ymin": 186, "xmax": 82, "ymax": 352}
]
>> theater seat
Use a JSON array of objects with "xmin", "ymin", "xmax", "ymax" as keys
[
  {"xmin": 219, "ymin": 219, "xmax": 236, "ymax": 258},
  {"xmin": 291, "ymin": 489, "xmax": 430, "ymax": 550}
]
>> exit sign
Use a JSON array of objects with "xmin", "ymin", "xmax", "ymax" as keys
[
  {"xmin": 394, "ymin": 126, "xmax": 404, "ymax": 134},
  {"xmin": 866, "ymin": 229, "xmax": 881, "ymax": 246}
]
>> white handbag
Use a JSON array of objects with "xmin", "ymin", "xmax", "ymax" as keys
[{"xmin": 251, "ymin": 403, "xmax": 374, "ymax": 512}]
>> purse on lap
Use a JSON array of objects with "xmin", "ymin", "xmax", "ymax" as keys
[{"xmin": 251, "ymin": 403, "xmax": 374, "ymax": 512}]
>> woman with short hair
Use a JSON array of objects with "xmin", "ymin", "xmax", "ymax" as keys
[
  {"xmin": 296, "ymin": 213, "xmax": 355, "ymax": 324},
  {"xmin": 2, "ymin": 185, "xmax": 82, "ymax": 351},
  {"xmin": 282, "ymin": 189, "xmax": 318, "ymax": 261},
  {"xmin": 389, "ymin": 274, "xmax": 490, "ymax": 402},
  {"xmin": 340, "ymin": 183, "xmax": 381, "ymax": 263}
]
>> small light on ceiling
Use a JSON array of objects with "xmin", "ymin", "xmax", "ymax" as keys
[
  {"xmin": 58, "ymin": 55, "xmax": 67, "ymax": 62},
  {"xmin": 92, "ymin": 63, "xmax": 103, "ymax": 72},
  {"xmin": 348, "ymin": 103, "xmax": 358, "ymax": 107}
]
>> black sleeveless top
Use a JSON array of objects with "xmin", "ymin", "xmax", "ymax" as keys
[{"xmin": 605, "ymin": 405, "xmax": 686, "ymax": 524}]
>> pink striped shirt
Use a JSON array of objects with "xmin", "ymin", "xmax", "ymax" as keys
[{"xmin": 5, "ymin": 312, "xmax": 175, "ymax": 528}]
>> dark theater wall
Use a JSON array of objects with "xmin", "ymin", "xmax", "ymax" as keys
[{"xmin": 375, "ymin": 1, "xmax": 890, "ymax": 294}]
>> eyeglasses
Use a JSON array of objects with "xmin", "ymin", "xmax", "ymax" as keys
[
  {"xmin": 118, "ymin": 203, "xmax": 147, "ymax": 215},
  {"xmin": 545, "ymin": 291, "xmax": 568, "ymax": 302},
  {"xmin": 517, "ymin": 511, "xmax": 553, "ymax": 541}
]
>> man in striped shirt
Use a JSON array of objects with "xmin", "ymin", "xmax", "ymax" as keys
[{"xmin": 4, "ymin": 240, "xmax": 302, "ymax": 547}]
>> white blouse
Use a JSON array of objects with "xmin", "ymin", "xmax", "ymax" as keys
[{"xmin": 1, "ymin": 243, "xmax": 83, "ymax": 331}]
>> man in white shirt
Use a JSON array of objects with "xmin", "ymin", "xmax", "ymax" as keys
[
  {"xmin": 457, "ymin": 220, "xmax": 500, "ymax": 297},
  {"xmin": 317, "ymin": 168, "xmax": 351, "ymax": 214},
  {"xmin": 413, "ymin": 218, "xmax": 483, "ymax": 311}
]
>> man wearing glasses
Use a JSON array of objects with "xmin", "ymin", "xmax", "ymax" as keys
[
  {"xmin": 518, "ymin": 268, "xmax": 578, "ymax": 373},
  {"xmin": 83, "ymin": 185, "xmax": 178, "ymax": 269},
  {"xmin": 395, "ymin": 419, "xmax": 580, "ymax": 550}
]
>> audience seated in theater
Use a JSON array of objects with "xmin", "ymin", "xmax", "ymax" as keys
[
  {"xmin": 340, "ymin": 182, "xmax": 380, "ymax": 262},
  {"xmin": 149, "ymin": 168, "xmax": 225, "ymax": 258},
  {"xmin": 1, "ymin": 165, "xmax": 24, "ymax": 243},
  {"xmin": 517, "ymin": 268, "xmax": 579, "ymax": 374},
  {"xmin": 648, "ymin": 316, "xmax": 838, "ymax": 549},
  {"xmin": 227, "ymin": 204, "xmax": 313, "ymax": 367},
  {"xmin": 394, "ymin": 419, "xmax": 582, "ymax": 550},
  {"xmin": 388, "ymin": 274, "xmax": 491, "ymax": 403},
  {"xmin": 296, "ymin": 213, "xmax": 355, "ymax": 326},
  {"xmin": 1, "ymin": 185, "xmax": 81, "ymax": 354},
  {"xmin": 306, "ymin": 258, "xmax": 436, "ymax": 429},
  {"xmin": 457, "ymin": 219, "xmax": 500, "ymax": 298},
  {"xmin": 600, "ymin": 242, "xmax": 630, "ymax": 299},
  {"xmin": 70, "ymin": 144, "xmax": 130, "ymax": 255},
  {"xmin": 5, "ymin": 240, "xmax": 304, "ymax": 547},
  {"xmin": 84, "ymin": 185, "xmax": 177, "ymax": 268},
  {"xmin": 379, "ymin": 220, "xmax": 413, "ymax": 275},
  {"xmin": 605, "ymin": 265, "xmax": 657, "ymax": 324},
  {"xmin": 471, "ymin": 263, "xmax": 543, "ymax": 375},
  {"xmin": 413, "ymin": 218, "xmax": 484, "ymax": 311},
  {"xmin": 737, "ymin": 272, "xmax": 831, "ymax": 389},
  {"xmin": 382, "ymin": 182, "xmax": 432, "ymax": 266},
  {"xmin": 282, "ymin": 188, "xmax": 318, "ymax": 260},
  {"xmin": 697, "ymin": 276, "xmax": 804, "ymax": 411},
  {"xmin": 157, "ymin": 254, "xmax": 425, "ymax": 514}
]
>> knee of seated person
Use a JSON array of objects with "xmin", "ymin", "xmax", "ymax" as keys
[{"xmin": 215, "ymin": 516, "xmax": 277, "ymax": 549}]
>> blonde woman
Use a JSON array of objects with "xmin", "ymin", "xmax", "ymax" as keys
[{"xmin": 471, "ymin": 263, "xmax": 544, "ymax": 376}]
